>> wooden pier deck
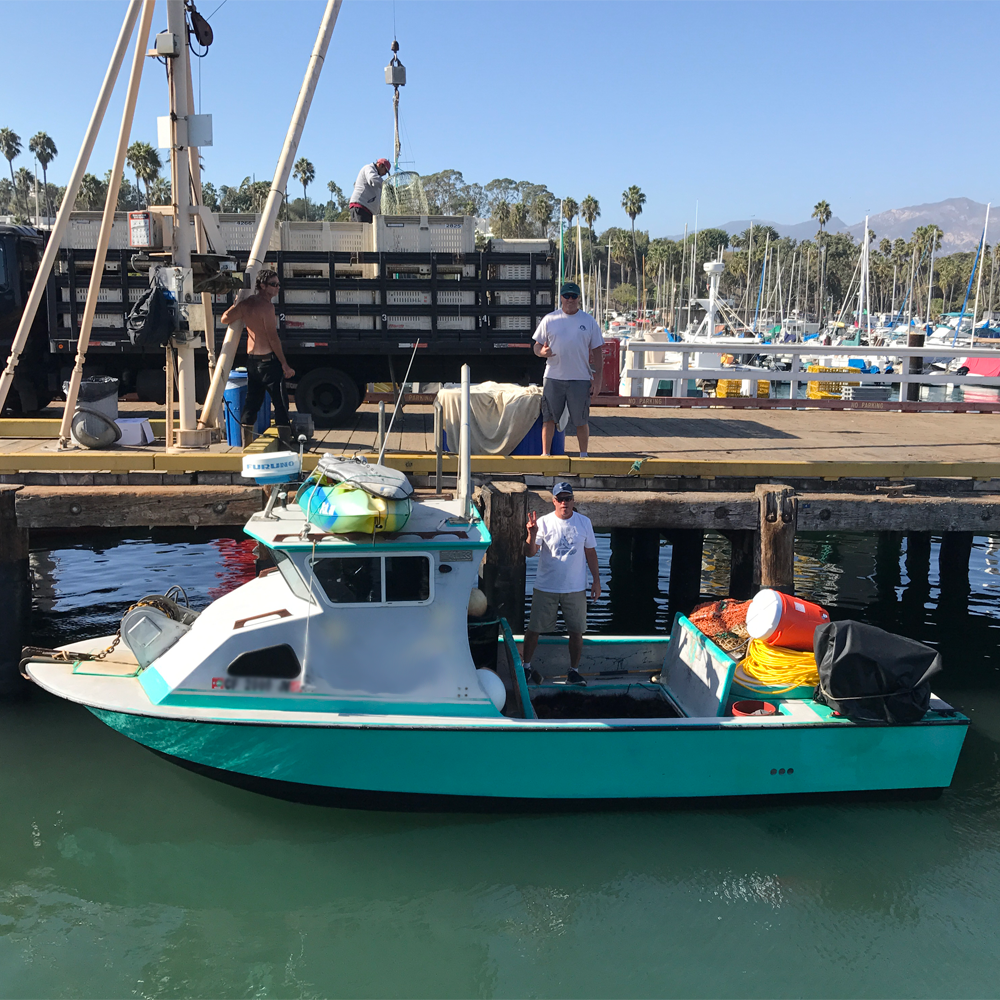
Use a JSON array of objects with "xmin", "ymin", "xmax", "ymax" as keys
[{"xmin": 1, "ymin": 402, "xmax": 999, "ymax": 487}]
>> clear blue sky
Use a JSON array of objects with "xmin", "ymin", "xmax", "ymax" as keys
[{"xmin": 0, "ymin": 0, "xmax": 994, "ymax": 235}]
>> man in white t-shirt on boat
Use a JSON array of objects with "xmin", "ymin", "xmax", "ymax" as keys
[
  {"xmin": 532, "ymin": 281, "xmax": 605, "ymax": 457},
  {"xmin": 521, "ymin": 482, "xmax": 602, "ymax": 685}
]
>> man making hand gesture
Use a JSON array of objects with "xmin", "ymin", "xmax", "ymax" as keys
[{"xmin": 521, "ymin": 482, "xmax": 601, "ymax": 685}]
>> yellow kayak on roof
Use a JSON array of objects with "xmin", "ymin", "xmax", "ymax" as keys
[{"xmin": 295, "ymin": 482, "xmax": 412, "ymax": 534}]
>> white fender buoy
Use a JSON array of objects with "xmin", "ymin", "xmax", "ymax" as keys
[
  {"xmin": 476, "ymin": 668, "xmax": 506, "ymax": 711},
  {"xmin": 468, "ymin": 588, "xmax": 488, "ymax": 617}
]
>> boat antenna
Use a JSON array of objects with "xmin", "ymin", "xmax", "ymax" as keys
[{"xmin": 377, "ymin": 337, "xmax": 421, "ymax": 465}]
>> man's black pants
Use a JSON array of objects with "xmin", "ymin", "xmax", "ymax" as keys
[{"xmin": 241, "ymin": 353, "xmax": 290, "ymax": 427}]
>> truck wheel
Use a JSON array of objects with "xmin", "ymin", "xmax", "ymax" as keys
[
  {"xmin": 294, "ymin": 368, "xmax": 360, "ymax": 427},
  {"xmin": 136, "ymin": 368, "xmax": 166, "ymax": 405}
]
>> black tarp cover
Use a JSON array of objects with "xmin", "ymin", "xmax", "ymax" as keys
[{"xmin": 813, "ymin": 620, "xmax": 942, "ymax": 724}]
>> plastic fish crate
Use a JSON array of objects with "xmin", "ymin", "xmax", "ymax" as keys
[
  {"xmin": 281, "ymin": 314, "xmax": 331, "ymax": 331},
  {"xmin": 279, "ymin": 221, "xmax": 372, "ymax": 253},
  {"xmin": 60, "ymin": 312, "xmax": 124, "ymax": 329},
  {"xmin": 716, "ymin": 378, "xmax": 770, "ymax": 398},
  {"xmin": 374, "ymin": 215, "xmax": 475, "ymax": 254},
  {"xmin": 334, "ymin": 315, "xmax": 375, "ymax": 330},
  {"xmin": 494, "ymin": 290, "xmax": 552, "ymax": 306},
  {"xmin": 496, "ymin": 263, "xmax": 553, "ymax": 281},
  {"xmin": 806, "ymin": 365, "xmax": 861, "ymax": 399},
  {"xmin": 489, "ymin": 238, "xmax": 552, "ymax": 254},
  {"xmin": 385, "ymin": 289, "xmax": 476, "ymax": 306},
  {"xmin": 283, "ymin": 289, "xmax": 329, "ymax": 305},
  {"xmin": 62, "ymin": 213, "xmax": 131, "ymax": 250},
  {"xmin": 60, "ymin": 287, "xmax": 122, "ymax": 303},
  {"xmin": 496, "ymin": 315, "xmax": 533, "ymax": 331},
  {"xmin": 385, "ymin": 315, "xmax": 476, "ymax": 331}
]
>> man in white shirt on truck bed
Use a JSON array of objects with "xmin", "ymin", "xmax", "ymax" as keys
[
  {"xmin": 521, "ymin": 482, "xmax": 602, "ymax": 685},
  {"xmin": 349, "ymin": 158, "xmax": 391, "ymax": 223},
  {"xmin": 532, "ymin": 281, "xmax": 605, "ymax": 458}
]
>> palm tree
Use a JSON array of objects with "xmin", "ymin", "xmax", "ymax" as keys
[
  {"xmin": 148, "ymin": 176, "xmax": 172, "ymax": 206},
  {"xmin": 580, "ymin": 194, "xmax": 600, "ymax": 270},
  {"xmin": 493, "ymin": 200, "xmax": 511, "ymax": 238},
  {"xmin": 293, "ymin": 157, "xmax": 315, "ymax": 221},
  {"xmin": 621, "ymin": 185, "xmax": 646, "ymax": 299},
  {"xmin": 812, "ymin": 199, "xmax": 832, "ymax": 235},
  {"xmin": 610, "ymin": 230, "xmax": 633, "ymax": 284},
  {"xmin": 0, "ymin": 128, "xmax": 22, "ymax": 214},
  {"xmin": 580, "ymin": 195, "xmax": 600, "ymax": 240},
  {"xmin": 510, "ymin": 202, "xmax": 528, "ymax": 238},
  {"xmin": 561, "ymin": 197, "xmax": 578, "ymax": 229},
  {"xmin": 28, "ymin": 132, "xmax": 57, "ymax": 220},
  {"xmin": 76, "ymin": 172, "xmax": 104, "ymax": 210},
  {"xmin": 127, "ymin": 141, "xmax": 161, "ymax": 207},
  {"xmin": 531, "ymin": 194, "xmax": 553, "ymax": 237}
]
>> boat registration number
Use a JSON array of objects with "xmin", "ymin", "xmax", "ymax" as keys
[{"xmin": 212, "ymin": 677, "xmax": 302, "ymax": 693}]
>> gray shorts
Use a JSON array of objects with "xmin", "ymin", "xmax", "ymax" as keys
[
  {"xmin": 528, "ymin": 589, "xmax": 587, "ymax": 634},
  {"xmin": 541, "ymin": 378, "xmax": 591, "ymax": 427}
]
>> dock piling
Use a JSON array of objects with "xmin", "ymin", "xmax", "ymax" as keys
[
  {"xmin": 939, "ymin": 531, "xmax": 974, "ymax": 606},
  {"xmin": 665, "ymin": 529, "xmax": 704, "ymax": 615},
  {"xmin": 722, "ymin": 529, "xmax": 756, "ymax": 600},
  {"xmin": 477, "ymin": 481, "xmax": 528, "ymax": 631},
  {"xmin": 756, "ymin": 484, "xmax": 797, "ymax": 594},
  {"xmin": 0, "ymin": 487, "xmax": 29, "ymax": 695}
]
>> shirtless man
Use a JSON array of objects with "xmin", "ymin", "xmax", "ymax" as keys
[{"xmin": 220, "ymin": 268, "xmax": 294, "ymax": 446}]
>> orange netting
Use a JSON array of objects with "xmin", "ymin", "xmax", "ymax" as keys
[{"xmin": 687, "ymin": 598, "xmax": 751, "ymax": 656}]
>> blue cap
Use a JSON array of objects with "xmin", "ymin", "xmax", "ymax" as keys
[{"xmin": 552, "ymin": 481, "xmax": 574, "ymax": 498}]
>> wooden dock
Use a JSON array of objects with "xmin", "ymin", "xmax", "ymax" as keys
[{"xmin": 2, "ymin": 402, "xmax": 1000, "ymax": 488}]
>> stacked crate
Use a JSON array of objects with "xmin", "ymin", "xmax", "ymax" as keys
[{"xmin": 806, "ymin": 366, "xmax": 862, "ymax": 399}]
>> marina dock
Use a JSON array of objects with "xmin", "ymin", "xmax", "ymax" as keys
[{"xmin": 1, "ymin": 401, "xmax": 997, "ymax": 635}]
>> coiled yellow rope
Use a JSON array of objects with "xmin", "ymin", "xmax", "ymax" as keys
[{"xmin": 741, "ymin": 639, "xmax": 819, "ymax": 694}]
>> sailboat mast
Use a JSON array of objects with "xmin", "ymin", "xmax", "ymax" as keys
[
  {"xmin": 970, "ymin": 204, "xmax": 991, "ymax": 344},
  {"xmin": 925, "ymin": 235, "xmax": 936, "ymax": 333}
]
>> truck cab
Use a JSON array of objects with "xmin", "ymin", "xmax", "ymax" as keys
[{"xmin": 0, "ymin": 225, "xmax": 57, "ymax": 413}]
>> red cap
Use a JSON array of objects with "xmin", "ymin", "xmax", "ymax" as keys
[{"xmin": 376, "ymin": 158, "xmax": 391, "ymax": 171}]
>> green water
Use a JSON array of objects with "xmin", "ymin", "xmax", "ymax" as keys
[{"xmin": 3, "ymin": 530, "xmax": 1000, "ymax": 998}]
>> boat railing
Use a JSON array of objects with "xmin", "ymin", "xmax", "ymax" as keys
[{"xmin": 623, "ymin": 341, "xmax": 1000, "ymax": 398}]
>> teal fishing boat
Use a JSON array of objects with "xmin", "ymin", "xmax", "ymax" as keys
[{"xmin": 22, "ymin": 481, "xmax": 968, "ymax": 808}]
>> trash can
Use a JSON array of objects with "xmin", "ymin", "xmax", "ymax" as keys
[
  {"xmin": 223, "ymin": 370, "xmax": 271, "ymax": 446},
  {"xmin": 63, "ymin": 376, "xmax": 118, "ymax": 421}
]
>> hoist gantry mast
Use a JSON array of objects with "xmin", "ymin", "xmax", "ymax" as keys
[{"xmin": 164, "ymin": 0, "xmax": 212, "ymax": 448}]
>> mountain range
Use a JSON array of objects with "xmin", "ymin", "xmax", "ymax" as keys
[{"xmin": 703, "ymin": 198, "xmax": 995, "ymax": 253}]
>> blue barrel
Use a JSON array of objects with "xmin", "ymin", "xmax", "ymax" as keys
[
  {"xmin": 223, "ymin": 370, "xmax": 271, "ymax": 446},
  {"xmin": 442, "ymin": 416, "xmax": 565, "ymax": 455},
  {"xmin": 510, "ymin": 415, "xmax": 565, "ymax": 455}
]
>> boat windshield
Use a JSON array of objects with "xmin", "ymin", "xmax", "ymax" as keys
[
  {"xmin": 310, "ymin": 554, "xmax": 432, "ymax": 607},
  {"xmin": 271, "ymin": 549, "xmax": 317, "ymax": 604}
]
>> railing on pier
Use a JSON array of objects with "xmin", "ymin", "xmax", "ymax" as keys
[{"xmin": 623, "ymin": 342, "xmax": 1000, "ymax": 400}]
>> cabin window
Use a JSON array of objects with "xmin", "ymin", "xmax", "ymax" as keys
[
  {"xmin": 227, "ymin": 643, "xmax": 301, "ymax": 678},
  {"xmin": 385, "ymin": 556, "xmax": 430, "ymax": 603},
  {"xmin": 0, "ymin": 243, "xmax": 7, "ymax": 289},
  {"xmin": 310, "ymin": 554, "xmax": 433, "ymax": 607},
  {"xmin": 314, "ymin": 556, "xmax": 381, "ymax": 604}
]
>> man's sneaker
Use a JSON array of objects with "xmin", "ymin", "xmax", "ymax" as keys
[
  {"xmin": 566, "ymin": 668, "xmax": 587, "ymax": 686},
  {"xmin": 523, "ymin": 665, "xmax": 542, "ymax": 685}
]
